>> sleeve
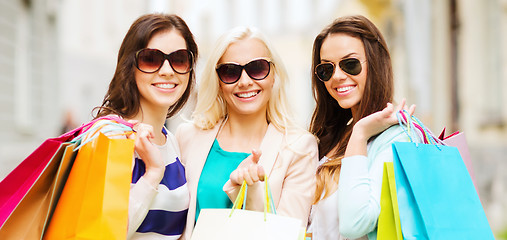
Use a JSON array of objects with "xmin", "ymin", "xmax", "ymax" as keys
[
  {"xmin": 127, "ymin": 177, "xmax": 158, "ymax": 238},
  {"xmin": 337, "ymin": 126, "xmax": 408, "ymax": 239},
  {"xmin": 275, "ymin": 135, "xmax": 319, "ymax": 226}
]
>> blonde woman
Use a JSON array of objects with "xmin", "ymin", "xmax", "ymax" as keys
[{"xmin": 176, "ymin": 26, "xmax": 318, "ymax": 238}]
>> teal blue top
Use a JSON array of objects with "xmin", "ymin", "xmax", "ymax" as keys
[{"xmin": 195, "ymin": 139, "xmax": 250, "ymax": 221}]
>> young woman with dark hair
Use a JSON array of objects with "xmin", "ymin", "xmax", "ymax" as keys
[
  {"xmin": 94, "ymin": 13, "xmax": 198, "ymax": 239},
  {"xmin": 307, "ymin": 15, "xmax": 417, "ymax": 239}
]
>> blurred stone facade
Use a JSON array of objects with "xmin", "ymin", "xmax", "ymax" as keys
[{"xmin": 0, "ymin": 0, "xmax": 59, "ymax": 179}]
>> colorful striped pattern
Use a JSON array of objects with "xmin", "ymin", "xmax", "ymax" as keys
[{"xmin": 130, "ymin": 128, "xmax": 188, "ymax": 239}]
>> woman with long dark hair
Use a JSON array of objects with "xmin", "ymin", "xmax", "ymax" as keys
[
  {"xmin": 308, "ymin": 15, "xmax": 416, "ymax": 239},
  {"xmin": 94, "ymin": 13, "xmax": 198, "ymax": 239}
]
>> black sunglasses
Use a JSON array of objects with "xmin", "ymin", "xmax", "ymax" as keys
[
  {"xmin": 216, "ymin": 59, "xmax": 272, "ymax": 84},
  {"xmin": 315, "ymin": 58, "xmax": 365, "ymax": 82},
  {"xmin": 135, "ymin": 48, "xmax": 193, "ymax": 74}
]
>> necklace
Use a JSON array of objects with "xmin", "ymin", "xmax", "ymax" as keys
[{"xmin": 346, "ymin": 118, "xmax": 353, "ymax": 126}]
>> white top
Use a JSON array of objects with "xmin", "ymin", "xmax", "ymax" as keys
[
  {"xmin": 308, "ymin": 157, "xmax": 368, "ymax": 240},
  {"xmin": 128, "ymin": 130, "xmax": 189, "ymax": 240},
  {"xmin": 308, "ymin": 125, "xmax": 415, "ymax": 240}
]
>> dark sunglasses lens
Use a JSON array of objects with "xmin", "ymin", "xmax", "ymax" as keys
[
  {"xmin": 169, "ymin": 50, "xmax": 192, "ymax": 74},
  {"xmin": 244, "ymin": 59, "xmax": 270, "ymax": 80},
  {"xmin": 137, "ymin": 49, "xmax": 164, "ymax": 73},
  {"xmin": 339, "ymin": 58, "xmax": 362, "ymax": 75},
  {"xmin": 217, "ymin": 64, "xmax": 242, "ymax": 84},
  {"xmin": 315, "ymin": 63, "xmax": 335, "ymax": 81}
]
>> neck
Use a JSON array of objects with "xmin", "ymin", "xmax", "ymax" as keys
[
  {"xmin": 218, "ymin": 111, "xmax": 269, "ymax": 152},
  {"xmin": 130, "ymin": 105, "xmax": 168, "ymax": 145}
]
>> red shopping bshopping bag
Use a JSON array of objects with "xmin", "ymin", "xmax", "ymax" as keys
[
  {"xmin": 0, "ymin": 131, "xmax": 81, "ymax": 227},
  {"xmin": 0, "ymin": 115, "xmax": 132, "ymax": 228},
  {"xmin": 0, "ymin": 143, "xmax": 77, "ymax": 239}
]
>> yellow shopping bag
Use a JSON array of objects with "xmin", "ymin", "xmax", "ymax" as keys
[
  {"xmin": 44, "ymin": 132, "xmax": 134, "ymax": 240},
  {"xmin": 377, "ymin": 162, "xmax": 403, "ymax": 240}
]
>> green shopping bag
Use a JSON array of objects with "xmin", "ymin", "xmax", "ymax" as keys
[{"xmin": 377, "ymin": 162, "xmax": 402, "ymax": 240}]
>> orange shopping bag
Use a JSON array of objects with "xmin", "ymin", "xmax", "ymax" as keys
[{"xmin": 44, "ymin": 132, "xmax": 134, "ymax": 240}]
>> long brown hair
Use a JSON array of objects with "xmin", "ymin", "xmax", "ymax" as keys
[
  {"xmin": 310, "ymin": 15, "xmax": 393, "ymax": 203},
  {"xmin": 94, "ymin": 13, "xmax": 198, "ymax": 119}
]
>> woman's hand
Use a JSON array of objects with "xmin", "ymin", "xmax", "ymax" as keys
[
  {"xmin": 128, "ymin": 120, "xmax": 165, "ymax": 188},
  {"xmin": 345, "ymin": 99, "xmax": 415, "ymax": 157},
  {"xmin": 353, "ymin": 99, "xmax": 416, "ymax": 140},
  {"xmin": 230, "ymin": 149, "xmax": 265, "ymax": 186}
]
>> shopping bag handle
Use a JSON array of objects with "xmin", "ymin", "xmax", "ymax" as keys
[
  {"xmin": 229, "ymin": 177, "xmax": 276, "ymax": 221},
  {"xmin": 70, "ymin": 117, "xmax": 134, "ymax": 150},
  {"xmin": 396, "ymin": 110, "xmax": 443, "ymax": 147},
  {"xmin": 59, "ymin": 116, "xmax": 133, "ymax": 139}
]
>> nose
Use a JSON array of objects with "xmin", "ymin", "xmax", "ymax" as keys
[
  {"xmin": 332, "ymin": 65, "xmax": 348, "ymax": 81},
  {"xmin": 158, "ymin": 59, "xmax": 174, "ymax": 76},
  {"xmin": 236, "ymin": 69, "xmax": 253, "ymax": 87}
]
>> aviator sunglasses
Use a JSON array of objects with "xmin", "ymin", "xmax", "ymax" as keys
[
  {"xmin": 135, "ymin": 48, "xmax": 193, "ymax": 74},
  {"xmin": 216, "ymin": 58, "xmax": 272, "ymax": 84},
  {"xmin": 315, "ymin": 58, "xmax": 365, "ymax": 82}
]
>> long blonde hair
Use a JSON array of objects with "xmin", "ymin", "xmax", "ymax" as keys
[{"xmin": 192, "ymin": 26, "xmax": 297, "ymax": 132}]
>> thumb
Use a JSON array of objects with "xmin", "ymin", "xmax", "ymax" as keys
[
  {"xmin": 128, "ymin": 120, "xmax": 140, "ymax": 132},
  {"xmin": 257, "ymin": 166, "xmax": 266, "ymax": 181},
  {"xmin": 127, "ymin": 132, "xmax": 136, "ymax": 140}
]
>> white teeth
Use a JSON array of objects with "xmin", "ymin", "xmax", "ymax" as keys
[
  {"xmin": 337, "ymin": 86, "xmax": 354, "ymax": 93},
  {"xmin": 154, "ymin": 83, "xmax": 176, "ymax": 89},
  {"xmin": 236, "ymin": 91, "xmax": 258, "ymax": 98}
]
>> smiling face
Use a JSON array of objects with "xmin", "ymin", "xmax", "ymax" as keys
[
  {"xmin": 320, "ymin": 33, "xmax": 367, "ymax": 115},
  {"xmin": 134, "ymin": 29, "xmax": 190, "ymax": 115},
  {"xmin": 218, "ymin": 38, "xmax": 274, "ymax": 118}
]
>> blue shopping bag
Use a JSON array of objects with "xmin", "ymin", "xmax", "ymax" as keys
[{"xmin": 392, "ymin": 112, "xmax": 494, "ymax": 240}]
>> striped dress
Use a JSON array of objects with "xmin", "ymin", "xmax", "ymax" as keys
[{"xmin": 128, "ymin": 128, "xmax": 189, "ymax": 240}]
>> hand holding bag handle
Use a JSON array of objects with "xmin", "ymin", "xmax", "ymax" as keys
[
  {"xmin": 191, "ymin": 177, "xmax": 304, "ymax": 240},
  {"xmin": 230, "ymin": 177, "xmax": 278, "ymax": 221}
]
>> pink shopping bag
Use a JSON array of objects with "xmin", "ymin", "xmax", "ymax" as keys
[
  {"xmin": 0, "ymin": 116, "xmax": 131, "ymax": 227},
  {"xmin": 439, "ymin": 129, "xmax": 478, "ymax": 195}
]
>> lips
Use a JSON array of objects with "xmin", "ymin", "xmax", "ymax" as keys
[
  {"xmin": 235, "ymin": 90, "xmax": 260, "ymax": 98},
  {"xmin": 153, "ymin": 83, "xmax": 176, "ymax": 89},
  {"xmin": 337, "ymin": 85, "xmax": 355, "ymax": 93}
]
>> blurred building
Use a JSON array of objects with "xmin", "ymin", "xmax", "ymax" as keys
[
  {"xmin": 0, "ymin": 0, "xmax": 59, "ymax": 179},
  {"xmin": 0, "ymin": 0, "xmax": 506, "ymax": 236}
]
